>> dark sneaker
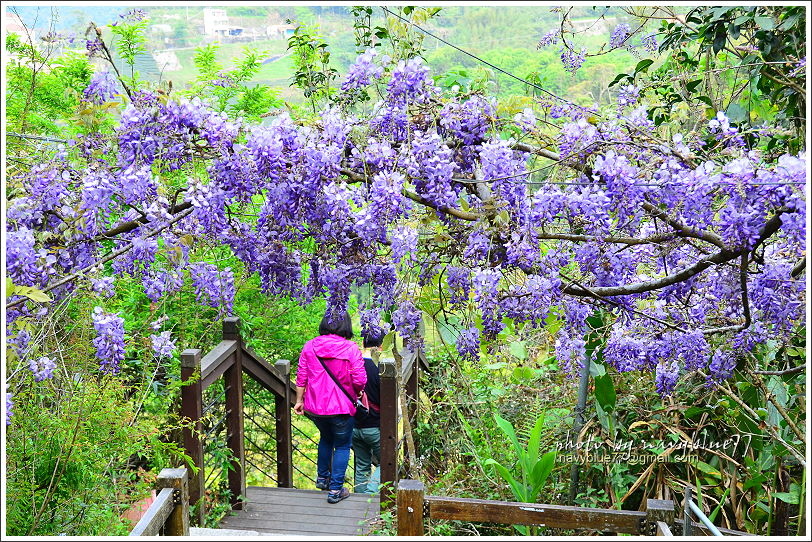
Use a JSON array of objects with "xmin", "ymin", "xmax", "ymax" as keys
[
  {"xmin": 327, "ymin": 487, "xmax": 350, "ymax": 504},
  {"xmin": 315, "ymin": 477, "xmax": 330, "ymax": 490}
]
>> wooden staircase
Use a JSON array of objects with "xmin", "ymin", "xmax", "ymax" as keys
[{"xmin": 217, "ymin": 487, "xmax": 381, "ymax": 536}]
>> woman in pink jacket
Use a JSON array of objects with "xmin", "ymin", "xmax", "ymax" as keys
[{"xmin": 293, "ymin": 311, "xmax": 366, "ymax": 504}]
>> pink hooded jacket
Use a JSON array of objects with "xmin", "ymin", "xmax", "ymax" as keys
[{"xmin": 296, "ymin": 334, "xmax": 366, "ymax": 416}]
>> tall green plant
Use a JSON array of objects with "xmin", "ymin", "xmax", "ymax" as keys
[{"xmin": 482, "ymin": 412, "xmax": 557, "ymax": 535}]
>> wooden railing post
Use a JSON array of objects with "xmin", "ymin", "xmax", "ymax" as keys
[
  {"xmin": 155, "ymin": 467, "xmax": 190, "ymax": 536},
  {"xmin": 379, "ymin": 359, "xmax": 397, "ymax": 507},
  {"xmin": 223, "ymin": 317, "xmax": 246, "ymax": 509},
  {"xmin": 397, "ymin": 479, "xmax": 425, "ymax": 535},
  {"xmin": 180, "ymin": 348, "xmax": 204, "ymax": 525},
  {"xmin": 646, "ymin": 498, "xmax": 675, "ymax": 536},
  {"xmin": 683, "ymin": 485, "xmax": 693, "ymax": 536},
  {"xmin": 274, "ymin": 359, "xmax": 293, "ymax": 488}
]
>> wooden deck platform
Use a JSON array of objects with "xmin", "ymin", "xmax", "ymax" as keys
[{"xmin": 218, "ymin": 486, "xmax": 381, "ymax": 536}]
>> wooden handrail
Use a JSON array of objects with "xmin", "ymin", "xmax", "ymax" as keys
[
  {"xmin": 242, "ymin": 344, "xmax": 296, "ymax": 401},
  {"xmin": 179, "ymin": 317, "xmax": 424, "ymax": 525},
  {"xmin": 199, "ymin": 340, "xmax": 237, "ymax": 389},
  {"xmin": 395, "ymin": 479, "xmax": 707, "ymax": 536},
  {"xmin": 129, "ymin": 468, "xmax": 189, "ymax": 536},
  {"xmin": 129, "ymin": 488, "xmax": 174, "ymax": 536},
  {"xmin": 425, "ymin": 494, "xmax": 647, "ymax": 533}
]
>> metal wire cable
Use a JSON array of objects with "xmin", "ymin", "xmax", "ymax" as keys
[{"xmin": 380, "ymin": 6, "xmax": 580, "ymax": 108}]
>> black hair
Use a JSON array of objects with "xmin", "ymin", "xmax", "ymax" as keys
[
  {"xmin": 363, "ymin": 330, "xmax": 384, "ymax": 349},
  {"xmin": 319, "ymin": 311, "xmax": 354, "ymax": 340}
]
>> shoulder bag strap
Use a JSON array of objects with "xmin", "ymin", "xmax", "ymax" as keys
[{"xmin": 315, "ymin": 355, "xmax": 357, "ymax": 404}]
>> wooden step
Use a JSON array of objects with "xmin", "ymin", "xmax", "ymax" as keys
[{"xmin": 218, "ymin": 486, "xmax": 381, "ymax": 536}]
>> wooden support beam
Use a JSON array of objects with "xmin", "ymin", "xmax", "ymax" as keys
[
  {"xmin": 223, "ymin": 318, "xmax": 246, "ymax": 509},
  {"xmin": 180, "ymin": 349, "xmax": 204, "ymax": 525},
  {"xmin": 379, "ymin": 359, "xmax": 397, "ymax": 508},
  {"xmin": 397, "ymin": 479, "xmax": 425, "ymax": 536},
  {"xmin": 155, "ymin": 467, "xmax": 190, "ymax": 536},
  {"xmin": 275, "ymin": 359, "xmax": 294, "ymax": 488},
  {"xmin": 645, "ymin": 499, "xmax": 675, "ymax": 536}
]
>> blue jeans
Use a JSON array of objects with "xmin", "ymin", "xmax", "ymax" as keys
[
  {"xmin": 309, "ymin": 414, "xmax": 355, "ymax": 492},
  {"xmin": 352, "ymin": 427, "xmax": 380, "ymax": 494}
]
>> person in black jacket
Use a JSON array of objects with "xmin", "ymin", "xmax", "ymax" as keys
[{"xmin": 352, "ymin": 330, "xmax": 382, "ymax": 493}]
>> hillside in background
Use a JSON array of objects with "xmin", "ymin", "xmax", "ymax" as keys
[{"xmin": 7, "ymin": 4, "xmax": 650, "ymax": 106}]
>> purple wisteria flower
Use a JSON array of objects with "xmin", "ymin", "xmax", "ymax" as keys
[
  {"xmin": 445, "ymin": 266, "xmax": 471, "ymax": 307},
  {"xmin": 9, "ymin": 329, "xmax": 31, "ymax": 358},
  {"xmin": 86, "ymin": 39, "xmax": 104, "ymax": 57},
  {"xmin": 537, "ymin": 29, "xmax": 559, "ymax": 48},
  {"xmin": 189, "ymin": 263, "xmax": 235, "ymax": 316},
  {"xmin": 92, "ymin": 306, "xmax": 126, "ymax": 374},
  {"xmin": 472, "ymin": 268, "xmax": 504, "ymax": 338},
  {"xmin": 29, "ymin": 356, "xmax": 57, "ymax": 381},
  {"xmin": 609, "ymin": 23, "xmax": 631, "ymax": 48},
  {"xmin": 5, "ymin": 385, "xmax": 12, "ymax": 426},
  {"xmin": 341, "ymin": 48, "xmax": 387, "ymax": 91},
  {"xmin": 641, "ymin": 33, "xmax": 658, "ymax": 54},
  {"xmin": 120, "ymin": 9, "xmax": 147, "ymax": 22},
  {"xmin": 513, "ymin": 108, "xmax": 537, "ymax": 131},
  {"xmin": 151, "ymin": 315, "xmax": 169, "ymax": 331},
  {"xmin": 616, "ymin": 84, "xmax": 640, "ymax": 108},
  {"xmin": 392, "ymin": 301, "xmax": 423, "ymax": 349},
  {"xmin": 560, "ymin": 46, "xmax": 587, "ymax": 74},
  {"xmin": 83, "ymin": 71, "xmax": 120, "ymax": 104},
  {"xmin": 708, "ymin": 111, "xmax": 745, "ymax": 147},
  {"xmin": 390, "ymin": 225, "xmax": 418, "ymax": 264},
  {"xmin": 706, "ymin": 350, "xmax": 737, "ymax": 386},
  {"xmin": 150, "ymin": 330, "xmax": 176, "ymax": 358},
  {"xmin": 360, "ymin": 306, "xmax": 390, "ymax": 341},
  {"xmin": 555, "ymin": 332, "xmax": 586, "ymax": 377},
  {"xmin": 654, "ymin": 359, "xmax": 680, "ymax": 396},
  {"xmin": 455, "ymin": 326, "xmax": 480, "ymax": 361}
]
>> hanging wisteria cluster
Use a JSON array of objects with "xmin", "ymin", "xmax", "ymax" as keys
[{"xmin": 5, "ymin": 48, "xmax": 806, "ymax": 396}]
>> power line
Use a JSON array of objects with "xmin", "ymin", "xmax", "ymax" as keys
[{"xmin": 380, "ymin": 6, "xmax": 583, "ymax": 109}]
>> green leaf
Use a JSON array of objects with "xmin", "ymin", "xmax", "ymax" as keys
[
  {"xmin": 694, "ymin": 460, "xmax": 721, "ymax": 479},
  {"xmin": 484, "ymin": 459, "xmax": 527, "ymax": 501},
  {"xmin": 381, "ymin": 331, "xmax": 395, "ymax": 352},
  {"xmin": 773, "ymin": 490, "xmax": 799, "ymax": 504},
  {"xmin": 527, "ymin": 412, "xmax": 545, "ymax": 465},
  {"xmin": 754, "ymin": 16, "xmax": 775, "ymax": 30},
  {"xmin": 509, "ymin": 341, "xmax": 527, "ymax": 360},
  {"xmin": 684, "ymin": 406, "xmax": 707, "ymax": 418},
  {"xmin": 589, "ymin": 360, "xmax": 606, "ymax": 377},
  {"xmin": 712, "ymin": 24, "xmax": 727, "ymax": 54},
  {"xmin": 512, "ymin": 366, "xmax": 534, "ymax": 381},
  {"xmin": 608, "ymin": 73, "xmax": 631, "ymax": 88},
  {"xmin": 12, "ymin": 285, "xmax": 52, "ymax": 303},
  {"xmin": 594, "ymin": 374, "xmax": 616, "ymax": 411},
  {"xmin": 493, "ymin": 413, "xmax": 523, "ymax": 463},
  {"xmin": 725, "ymin": 103, "xmax": 748, "ymax": 124},
  {"xmin": 530, "ymin": 450, "xmax": 556, "ymax": 496},
  {"xmin": 685, "ymin": 79, "xmax": 703, "ymax": 93},
  {"xmin": 633, "ymin": 59, "xmax": 654, "ymax": 75},
  {"xmin": 708, "ymin": 488, "xmax": 729, "ymax": 522}
]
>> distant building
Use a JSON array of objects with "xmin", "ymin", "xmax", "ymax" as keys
[
  {"xmin": 266, "ymin": 23, "xmax": 296, "ymax": 40},
  {"xmin": 203, "ymin": 8, "xmax": 229, "ymax": 36},
  {"xmin": 203, "ymin": 7, "xmax": 246, "ymax": 39}
]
